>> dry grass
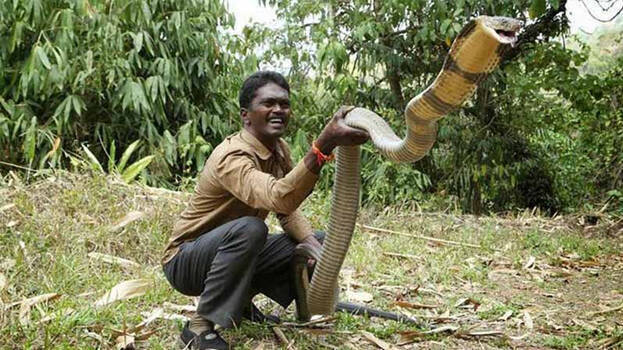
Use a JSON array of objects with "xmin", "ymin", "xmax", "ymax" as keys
[{"xmin": 1, "ymin": 170, "xmax": 622, "ymax": 349}]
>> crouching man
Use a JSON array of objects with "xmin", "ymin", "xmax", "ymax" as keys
[{"xmin": 162, "ymin": 71, "xmax": 368, "ymax": 349}]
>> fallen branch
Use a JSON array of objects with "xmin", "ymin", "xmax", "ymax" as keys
[
  {"xmin": 395, "ymin": 301, "xmax": 439, "ymax": 309},
  {"xmin": 273, "ymin": 327, "xmax": 296, "ymax": 350},
  {"xmin": 383, "ymin": 252, "xmax": 420, "ymax": 260},
  {"xmin": 589, "ymin": 303, "xmax": 623, "ymax": 317},
  {"xmin": 282, "ymin": 316, "xmax": 336, "ymax": 328},
  {"xmin": 358, "ymin": 224, "xmax": 497, "ymax": 251}
]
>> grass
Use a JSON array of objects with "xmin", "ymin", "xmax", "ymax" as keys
[{"xmin": 1, "ymin": 170, "xmax": 622, "ymax": 349}]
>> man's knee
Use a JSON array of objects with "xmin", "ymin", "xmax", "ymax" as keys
[{"xmin": 236, "ymin": 216, "xmax": 268, "ymax": 248}]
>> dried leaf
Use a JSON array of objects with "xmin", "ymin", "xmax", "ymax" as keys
[
  {"xmin": 135, "ymin": 329, "xmax": 158, "ymax": 341},
  {"xmin": 361, "ymin": 330, "xmax": 396, "ymax": 350},
  {"xmin": 88, "ymin": 252, "xmax": 139, "ymax": 268},
  {"xmin": 111, "ymin": 211, "xmax": 144, "ymax": 231},
  {"xmin": 423, "ymin": 325, "xmax": 459, "ymax": 334},
  {"xmin": 134, "ymin": 308, "xmax": 164, "ymax": 331},
  {"xmin": 498, "ymin": 310, "xmax": 513, "ymax": 321},
  {"xmin": 84, "ymin": 330, "xmax": 105, "ymax": 342},
  {"xmin": 508, "ymin": 333, "xmax": 530, "ymax": 341},
  {"xmin": 398, "ymin": 330, "xmax": 424, "ymax": 344},
  {"xmin": 523, "ymin": 256, "xmax": 536, "ymax": 269},
  {"xmin": 454, "ymin": 297, "xmax": 481, "ymax": 311},
  {"xmin": 140, "ymin": 310, "xmax": 188, "ymax": 322},
  {"xmin": 6, "ymin": 220, "xmax": 18, "ymax": 228},
  {"xmin": 0, "ymin": 273, "xmax": 6, "ymax": 291},
  {"xmin": 401, "ymin": 325, "xmax": 459, "ymax": 341},
  {"xmin": 395, "ymin": 300, "xmax": 439, "ymax": 309},
  {"xmin": 523, "ymin": 310, "xmax": 533, "ymax": 330},
  {"xmin": 95, "ymin": 279, "xmax": 150, "ymax": 307},
  {"xmin": 344, "ymin": 290, "xmax": 373, "ymax": 303},
  {"xmin": 45, "ymin": 137, "xmax": 61, "ymax": 159},
  {"xmin": 460, "ymin": 329, "xmax": 504, "ymax": 337},
  {"xmin": 162, "ymin": 302, "xmax": 195, "ymax": 313},
  {"xmin": 115, "ymin": 334, "xmax": 135, "ymax": 350},
  {"xmin": 0, "ymin": 203, "xmax": 15, "ymax": 212},
  {"xmin": 18, "ymin": 293, "xmax": 61, "ymax": 325}
]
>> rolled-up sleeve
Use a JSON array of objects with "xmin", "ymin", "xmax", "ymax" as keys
[
  {"xmin": 278, "ymin": 209, "xmax": 314, "ymax": 242},
  {"xmin": 215, "ymin": 152, "xmax": 318, "ymax": 214}
]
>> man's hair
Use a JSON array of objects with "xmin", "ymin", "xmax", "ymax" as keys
[{"xmin": 239, "ymin": 71, "xmax": 290, "ymax": 110}]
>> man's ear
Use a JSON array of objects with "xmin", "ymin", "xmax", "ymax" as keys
[{"xmin": 240, "ymin": 108, "xmax": 249, "ymax": 126}]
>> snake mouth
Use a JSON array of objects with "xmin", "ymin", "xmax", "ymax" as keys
[
  {"xmin": 479, "ymin": 16, "xmax": 522, "ymax": 47},
  {"xmin": 495, "ymin": 29, "xmax": 518, "ymax": 47}
]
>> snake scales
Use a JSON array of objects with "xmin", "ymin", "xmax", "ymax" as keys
[{"xmin": 301, "ymin": 16, "xmax": 523, "ymax": 316}]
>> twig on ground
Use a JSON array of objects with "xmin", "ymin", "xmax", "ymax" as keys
[
  {"xmin": 282, "ymin": 316, "xmax": 336, "ymax": 328},
  {"xmin": 589, "ymin": 303, "xmax": 623, "ymax": 317},
  {"xmin": 383, "ymin": 252, "xmax": 420, "ymax": 260},
  {"xmin": 359, "ymin": 224, "xmax": 497, "ymax": 251},
  {"xmin": 272, "ymin": 327, "xmax": 296, "ymax": 350}
]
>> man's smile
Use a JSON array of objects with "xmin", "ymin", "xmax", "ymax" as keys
[{"xmin": 268, "ymin": 116, "xmax": 286, "ymax": 127}]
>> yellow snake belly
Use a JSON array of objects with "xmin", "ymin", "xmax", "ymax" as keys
[{"xmin": 306, "ymin": 16, "xmax": 522, "ymax": 315}]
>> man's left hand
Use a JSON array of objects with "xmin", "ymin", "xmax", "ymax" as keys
[{"xmin": 302, "ymin": 235, "xmax": 322, "ymax": 268}]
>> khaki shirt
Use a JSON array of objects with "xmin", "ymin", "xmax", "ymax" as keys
[{"xmin": 162, "ymin": 129, "xmax": 319, "ymax": 264}]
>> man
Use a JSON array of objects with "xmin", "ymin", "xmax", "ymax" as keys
[{"xmin": 162, "ymin": 71, "xmax": 369, "ymax": 349}]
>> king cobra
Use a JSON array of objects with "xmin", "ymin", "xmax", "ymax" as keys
[{"xmin": 293, "ymin": 16, "xmax": 523, "ymax": 318}]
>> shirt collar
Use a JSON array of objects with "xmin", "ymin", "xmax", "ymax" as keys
[{"xmin": 239, "ymin": 129, "xmax": 285, "ymax": 160}]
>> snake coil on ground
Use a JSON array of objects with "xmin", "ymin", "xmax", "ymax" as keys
[{"xmin": 304, "ymin": 16, "xmax": 523, "ymax": 315}]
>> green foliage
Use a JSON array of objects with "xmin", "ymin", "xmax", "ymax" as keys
[
  {"xmin": 74, "ymin": 140, "xmax": 155, "ymax": 183},
  {"xmin": 255, "ymin": 0, "xmax": 621, "ymax": 213},
  {"xmin": 0, "ymin": 0, "xmax": 251, "ymax": 185},
  {"xmin": 0, "ymin": 0, "xmax": 621, "ymax": 214}
]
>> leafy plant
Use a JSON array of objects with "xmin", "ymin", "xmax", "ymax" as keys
[
  {"xmin": 78, "ymin": 140, "xmax": 154, "ymax": 183},
  {"xmin": 0, "ymin": 0, "xmax": 249, "ymax": 186}
]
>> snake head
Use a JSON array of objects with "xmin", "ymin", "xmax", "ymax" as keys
[{"xmin": 479, "ymin": 16, "xmax": 523, "ymax": 47}]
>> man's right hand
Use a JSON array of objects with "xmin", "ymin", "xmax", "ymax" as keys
[{"xmin": 314, "ymin": 106, "xmax": 369, "ymax": 154}]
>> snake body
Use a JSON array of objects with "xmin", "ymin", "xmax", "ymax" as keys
[{"xmin": 304, "ymin": 16, "xmax": 522, "ymax": 315}]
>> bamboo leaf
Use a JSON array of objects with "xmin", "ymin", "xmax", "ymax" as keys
[
  {"xmin": 35, "ymin": 46, "xmax": 52, "ymax": 69},
  {"xmin": 81, "ymin": 144, "xmax": 103, "ymax": 172},
  {"xmin": 71, "ymin": 95, "xmax": 84, "ymax": 116},
  {"xmin": 108, "ymin": 141, "xmax": 116, "ymax": 173},
  {"xmin": 44, "ymin": 137, "xmax": 61, "ymax": 160},
  {"xmin": 0, "ymin": 97, "xmax": 15, "ymax": 116},
  {"xmin": 23, "ymin": 117, "xmax": 37, "ymax": 163},
  {"xmin": 117, "ymin": 140, "xmax": 141, "ymax": 173},
  {"xmin": 95, "ymin": 279, "xmax": 151, "ymax": 307},
  {"xmin": 121, "ymin": 155, "xmax": 154, "ymax": 183}
]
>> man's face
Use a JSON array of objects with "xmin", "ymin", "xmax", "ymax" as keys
[{"xmin": 241, "ymin": 83, "xmax": 291, "ymax": 146}]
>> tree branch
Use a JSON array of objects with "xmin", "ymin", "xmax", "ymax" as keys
[{"xmin": 503, "ymin": 0, "xmax": 569, "ymax": 64}]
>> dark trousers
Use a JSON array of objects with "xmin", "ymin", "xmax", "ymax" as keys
[{"xmin": 163, "ymin": 216, "xmax": 324, "ymax": 328}]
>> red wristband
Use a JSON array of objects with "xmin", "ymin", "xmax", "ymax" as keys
[{"xmin": 311, "ymin": 141, "xmax": 335, "ymax": 166}]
